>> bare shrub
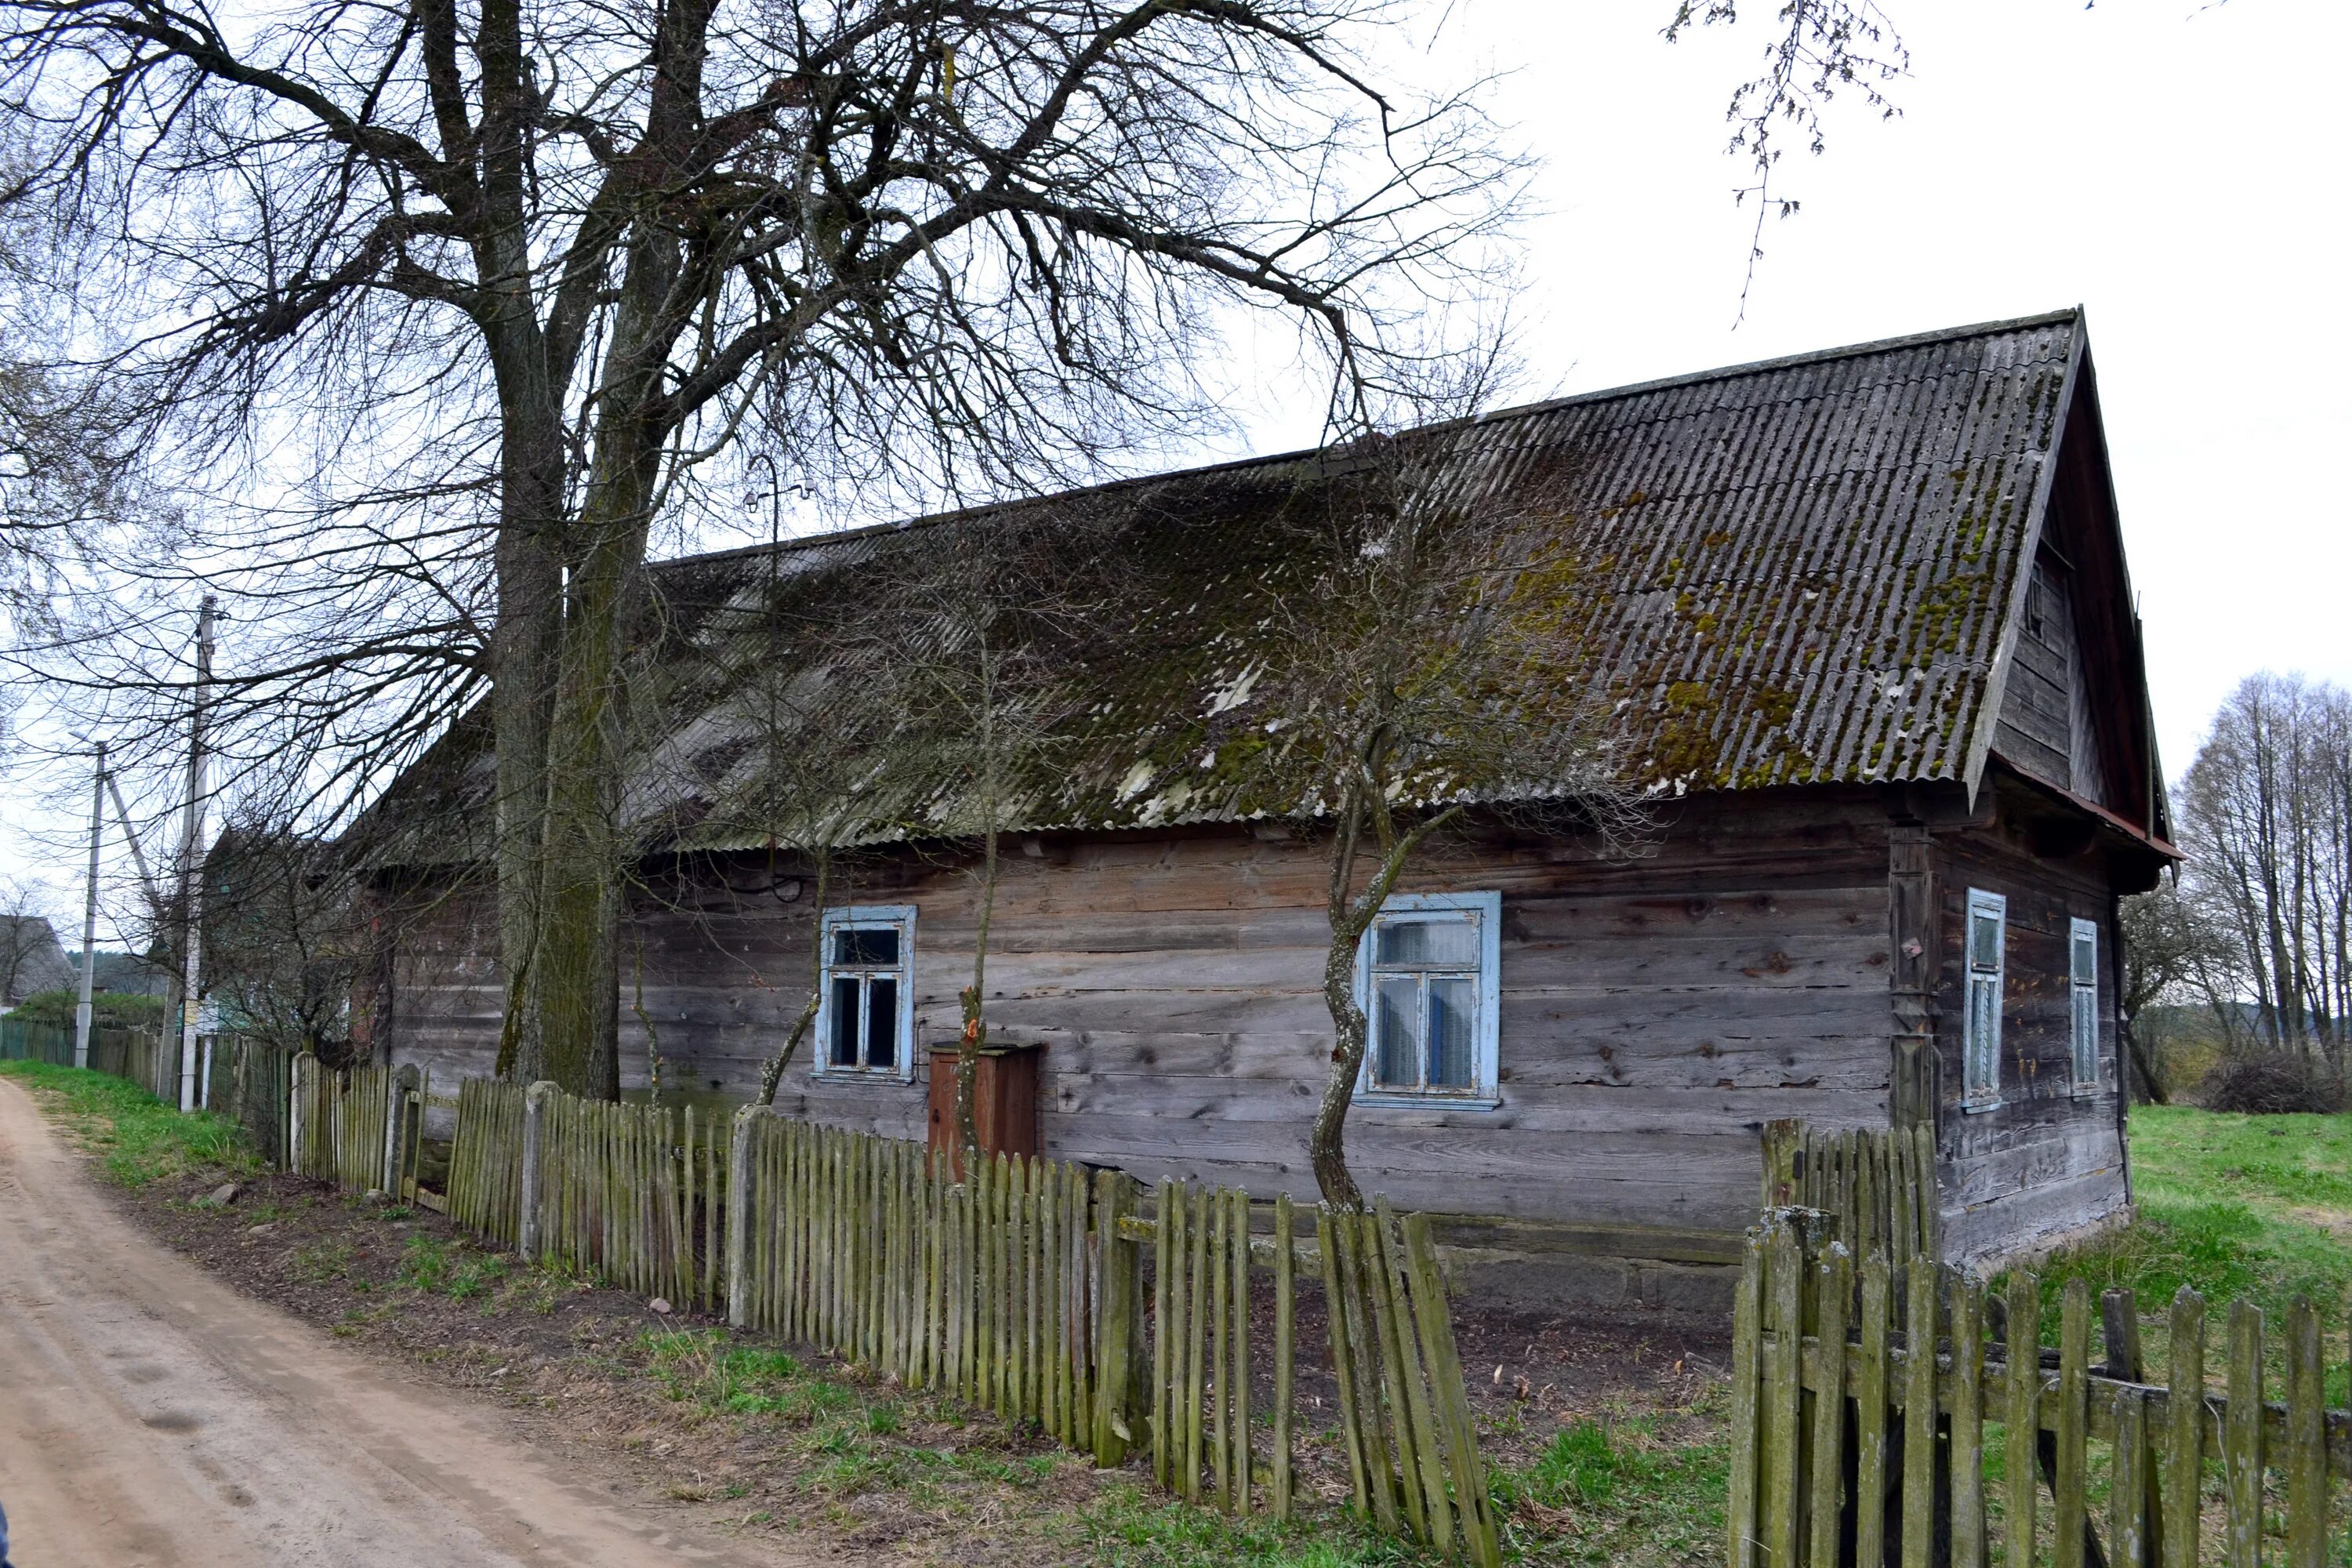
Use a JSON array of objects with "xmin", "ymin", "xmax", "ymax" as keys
[{"xmin": 2203, "ymin": 1052, "xmax": 2345, "ymax": 1116}]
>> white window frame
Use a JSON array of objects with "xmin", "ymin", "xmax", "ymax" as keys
[
  {"xmin": 1962, "ymin": 889, "xmax": 2006, "ymax": 1112},
  {"xmin": 811, "ymin": 905, "xmax": 917, "ymax": 1082},
  {"xmin": 2069, "ymin": 916, "xmax": 2101, "ymax": 1095},
  {"xmin": 1352, "ymin": 891, "xmax": 1502, "ymax": 1109}
]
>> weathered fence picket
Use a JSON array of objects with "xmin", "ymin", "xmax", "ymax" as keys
[
  {"xmin": 1728, "ymin": 1205, "xmax": 2352, "ymax": 1568},
  {"xmin": 424, "ymin": 1082, "xmax": 1498, "ymax": 1561}
]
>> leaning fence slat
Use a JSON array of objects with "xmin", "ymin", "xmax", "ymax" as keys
[
  {"xmin": 2113, "ymin": 1388, "xmax": 2149, "ymax": 1568},
  {"xmin": 1949, "ymin": 1271, "xmax": 1987, "ymax": 1568},
  {"xmin": 1726, "ymin": 1226, "xmax": 1765, "ymax": 1568},
  {"xmin": 1901, "ymin": 1258, "xmax": 1938, "ymax": 1568},
  {"xmin": 1857, "ymin": 1252, "xmax": 1893, "ymax": 1568},
  {"xmin": 1374, "ymin": 1198, "xmax": 1450, "ymax": 1555},
  {"xmin": 2005, "ymin": 1269, "xmax": 2042, "ymax": 1568},
  {"xmin": 1272, "ymin": 1190, "xmax": 1296, "ymax": 1525},
  {"xmin": 1761, "ymin": 1219, "xmax": 1803, "ymax": 1568},
  {"xmin": 2163, "ymin": 1287, "xmax": 2206, "ymax": 1568},
  {"xmin": 2286, "ymin": 1298, "xmax": 2325, "ymax": 1568},
  {"xmin": 2225, "ymin": 1300, "xmax": 2263, "ymax": 1568},
  {"xmin": 2055, "ymin": 1279, "xmax": 2093, "ymax": 1568},
  {"xmin": 1808, "ymin": 1243, "xmax": 1852, "ymax": 1568}
]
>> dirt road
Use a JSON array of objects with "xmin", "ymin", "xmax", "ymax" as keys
[{"xmin": 0, "ymin": 1079, "xmax": 808, "ymax": 1567}]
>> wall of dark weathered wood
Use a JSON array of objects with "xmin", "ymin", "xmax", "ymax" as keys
[
  {"xmin": 1929, "ymin": 814, "xmax": 2128, "ymax": 1261},
  {"xmin": 381, "ymin": 781, "xmax": 2136, "ymax": 1261},
  {"xmin": 384, "ymin": 790, "xmax": 1904, "ymax": 1236}
]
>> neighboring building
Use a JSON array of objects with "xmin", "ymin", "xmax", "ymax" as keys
[
  {"xmin": 1, "ymin": 916, "xmax": 76, "ymax": 1008},
  {"xmin": 371, "ymin": 310, "xmax": 2174, "ymax": 1293},
  {"xmin": 60, "ymin": 950, "xmax": 174, "ymax": 998}
]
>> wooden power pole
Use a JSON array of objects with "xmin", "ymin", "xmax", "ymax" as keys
[{"xmin": 74, "ymin": 742, "xmax": 105, "ymax": 1070}]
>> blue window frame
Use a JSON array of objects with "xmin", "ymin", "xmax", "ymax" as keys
[
  {"xmin": 1352, "ymin": 891, "xmax": 1502, "ymax": 1107},
  {"xmin": 1962, "ymin": 889, "xmax": 2006, "ymax": 1112},
  {"xmin": 2070, "ymin": 916, "xmax": 2100, "ymax": 1094},
  {"xmin": 812, "ymin": 905, "xmax": 917, "ymax": 1081}
]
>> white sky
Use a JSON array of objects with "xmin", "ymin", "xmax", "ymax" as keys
[{"xmin": 4, "ymin": 0, "xmax": 2343, "ymax": 920}]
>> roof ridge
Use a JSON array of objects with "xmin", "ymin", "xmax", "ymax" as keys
[{"xmin": 659, "ymin": 307, "xmax": 2085, "ymax": 575}]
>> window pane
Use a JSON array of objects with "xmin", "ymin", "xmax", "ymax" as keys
[
  {"xmin": 1428, "ymin": 977, "xmax": 1475, "ymax": 1089},
  {"xmin": 866, "ymin": 977, "xmax": 898, "ymax": 1069},
  {"xmin": 829, "ymin": 975, "xmax": 862, "ymax": 1066},
  {"xmin": 1376, "ymin": 918, "xmax": 1477, "ymax": 968},
  {"xmin": 2073, "ymin": 989, "xmax": 2098, "ymax": 1080},
  {"xmin": 1373, "ymin": 977, "xmax": 1418, "ymax": 1088},
  {"xmin": 834, "ymin": 926, "xmax": 902, "ymax": 967},
  {"xmin": 1969, "ymin": 911, "xmax": 2002, "ymax": 973},
  {"xmin": 1968, "ymin": 975, "xmax": 1998, "ymax": 1094},
  {"xmin": 2072, "ymin": 931, "xmax": 2097, "ymax": 987}
]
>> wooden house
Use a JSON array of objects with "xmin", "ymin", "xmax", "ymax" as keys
[{"xmin": 373, "ymin": 310, "xmax": 2175, "ymax": 1303}]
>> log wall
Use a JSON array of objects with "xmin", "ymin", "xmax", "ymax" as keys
[
  {"xmin": 1930, "ymin": 811, "xmax": 2129, "ymax": 1262},
  {"xmin": 384, "ymin": 790, "xmax": 1903, "ymax": 1237}
]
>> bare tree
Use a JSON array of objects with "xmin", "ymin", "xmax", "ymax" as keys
[
  {"xmin": 2174, "ymin": 674, "xmax": 2352, "ymax": 1079},
  {"xmin": 1223, "ymin": 379, "xmax": 1641, "ymax": 1210},
  {"xmin": 2, "ymin": 0, "xmax": 1537, "ymax": 1100}
]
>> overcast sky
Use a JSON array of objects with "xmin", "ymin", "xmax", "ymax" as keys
[{"xmin": 3, "ymin": 0, "xmax": 2343, "ymax": 922}]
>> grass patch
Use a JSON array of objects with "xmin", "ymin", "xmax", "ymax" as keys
[
  {"xmin": 1077, "ymin": 1480, "xmax": 1414, "ymax": 1567},
  {"xmin": 2019, "ymin": 1105, "xmax": 2352, "ymax": 1327},
  {"xmin": 0, "ymin": 1059, "xmax": 259, "ymax": 1186},
  {"xmin": 396, "ymin": 1233, "xmax": 511, "ymax": 1301},
  {"xmin": 1489, "ymin": 1404, "xmax": 1728, "ymax": 1566}
]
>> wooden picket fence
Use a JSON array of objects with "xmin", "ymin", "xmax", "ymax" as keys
[
  {"xmin": 198, "ymin": 1035, "xmax": 296, "ymax": 1168},
  {"xmin": 1728, "ymin": 1205, "xmax": 2352, "ymax": 1568},
  {"xmin": 732, "ymin": 1117, "xmax": 1105, "ymax": 1449},
  {"xmin": 86, "ymin": 1026, "xmax": 172, "ymax": 1102},
  {"xmin": 527, "ymin": 1089, "xmax": 728, "ymax": 1312},
  {"xmin": 295, "ymin": 1062, "xmax": 394, "ymax": 1194},
  {"xmin": 1139, "ymin": 1182, "xmax": 1500, "ymax": 1564},
  {"xmin": 1759, "ymin": 1119, "xmax": 1938, "ymax": 1270},
  {"xmin": 447, "ymin": 1077, "xmax": 528, "ymax": 1246},
  {"xmin": 434, "ymin": 1083, "xmax": 1499, "ymax": 1560}
]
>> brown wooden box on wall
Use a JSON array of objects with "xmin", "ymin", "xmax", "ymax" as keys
[{"xmin": 926, "ymin": 1040, "xmax": 1045, "ymax": 1174}]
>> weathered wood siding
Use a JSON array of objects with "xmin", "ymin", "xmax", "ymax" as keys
[
  {"xmin": 384, "ymin": 792, "xmax": 1901, "ymax": 1235},
  {"xmin": 1994, "ymin": 553, "xmax": 2111, "ymax": 808},
  {"xmin": 1931, "ymin": 818, "xmax": 2128, "ymax": 1262}
]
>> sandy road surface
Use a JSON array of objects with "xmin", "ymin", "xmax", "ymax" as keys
[{"xmin": 0, "ymin": 1079, "xmax": 808, "ymax": 1567}]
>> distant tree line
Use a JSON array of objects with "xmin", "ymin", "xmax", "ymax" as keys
[{"xmin": 2125, "ymin": 673, "xmax": 2352, "ymax": 1108}]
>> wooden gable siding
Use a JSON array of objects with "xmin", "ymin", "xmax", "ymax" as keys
[
  {"xmin": 1994, "ymin": 553, "xmax": 2110, "ymax": 808},
  {"xmin": 383, "ymin": 791, "xmax": 1902, "ymax": 1234},
  {"xmin": 1930, "ymin": 818, "xmax": 2127, "ymax": 1262}
]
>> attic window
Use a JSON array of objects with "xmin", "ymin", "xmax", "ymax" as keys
[
  {"xmin": 1353, "ymin": 892, "xmax": 1501, "ymax": 1109},
  {"xmin": 813, "ymin": 906, "xmax": 916, "ymax": 1081}
]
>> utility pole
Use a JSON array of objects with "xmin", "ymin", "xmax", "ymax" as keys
[
  {"xmin": 177, "ymin": 597, "xmax": 215, "ymax": 1112},
  {"xmin": 75, "ymin": 743, "xmax": 105, "ymax": 1069}
]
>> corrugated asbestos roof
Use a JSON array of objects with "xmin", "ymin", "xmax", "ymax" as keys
[{"xmin": 390, "ymin": 310, "xmax": 2092, "ymax": 859}]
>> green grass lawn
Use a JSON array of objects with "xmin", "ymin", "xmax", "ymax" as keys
[
  {"xmin": 2024, "ymin": 1105, "xmax": 2352, "ymax": 1330},
  {"xmin": 0, "ymin": 1058, "xmax": 259, "ymax": 1187}
]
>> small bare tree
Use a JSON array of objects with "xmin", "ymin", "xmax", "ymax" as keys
[{"xmin": 1240, "ymin": 387, "xmax": 1640, "ymax": 1210}]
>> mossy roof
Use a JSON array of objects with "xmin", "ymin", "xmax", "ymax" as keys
[{"xmin": 383, "ymin": 309, "xmax": 2111, "ymax": 861}]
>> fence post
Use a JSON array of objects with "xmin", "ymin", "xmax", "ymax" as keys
[
  {"xmin": 1094, "ymin": 1168, "xmax": 1140, "ymax": 1466},
  {"xmin": 728, "ymin": 1104, "xmax": 760, "ymax": 1327},
  {"xmin": 383, "ymin": 1062, "xmax": 419, "ymax": 1197},
  {"xmin": 518, "ymin": 1080, "xmax": 555, "ymax": 1264}
]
